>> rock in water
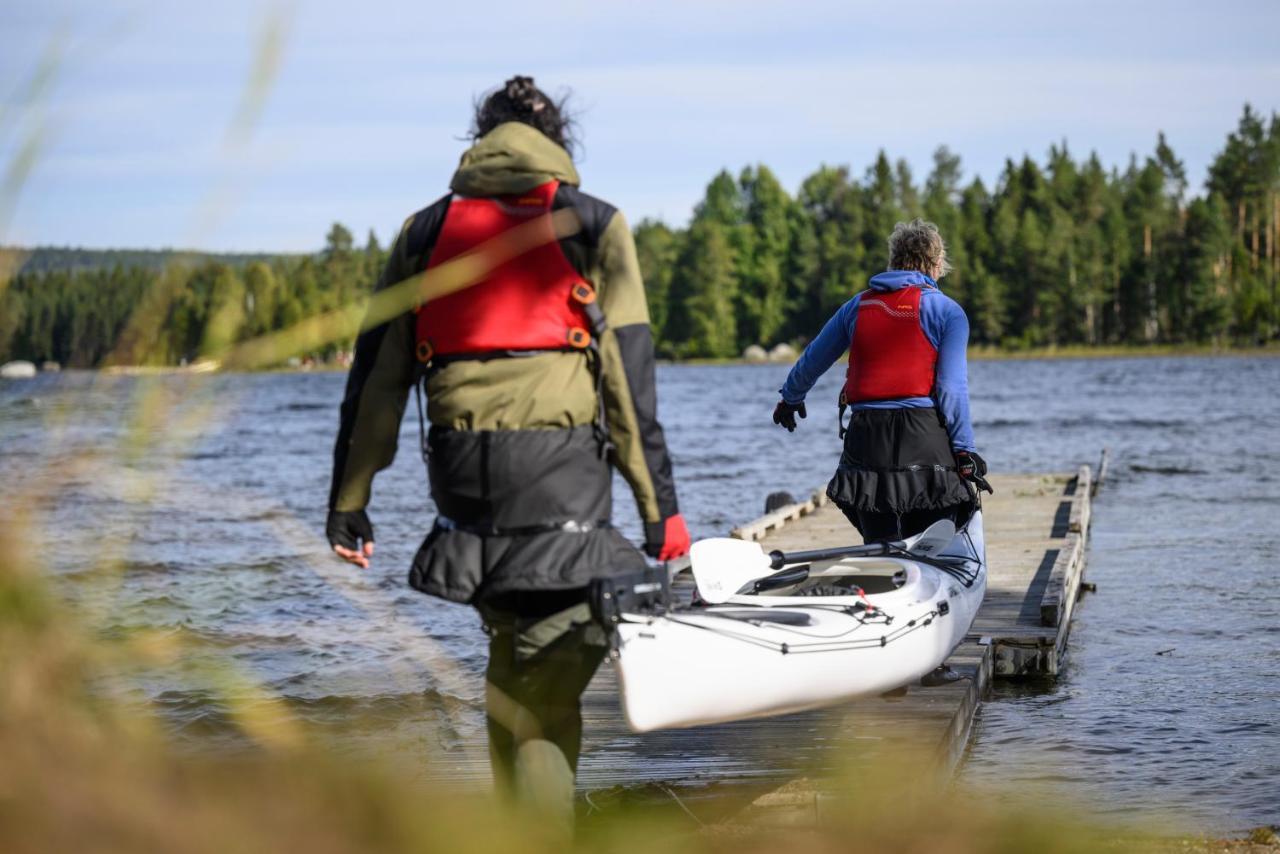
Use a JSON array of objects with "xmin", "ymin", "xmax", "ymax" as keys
[
  {"xmin": 767, "ymin": 343, "xmax": 797, "ymax": 363},
  {"xmin": 742, "ymin": 344, "xmax": 768, "ymax": 363},
  {"xmin": 0, "ymin": 361, "xmax": 37, "ymax": 379}
]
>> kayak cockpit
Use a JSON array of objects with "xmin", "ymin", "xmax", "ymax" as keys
[{"xmin": 748, "ymin": 556, "xmax": 909, "ymax": 597}]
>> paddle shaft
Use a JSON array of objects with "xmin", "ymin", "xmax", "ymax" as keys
[{"xmin": 767, "ymin": 541, "xmax": 897, "ymax": 570}]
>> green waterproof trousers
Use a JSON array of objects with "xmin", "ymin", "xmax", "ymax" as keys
[{"xmin": 477, "ymin": 590, "xmax": 608, "ymax": 828}]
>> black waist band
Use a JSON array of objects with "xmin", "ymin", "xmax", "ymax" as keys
[
  {"xmin": 837, "ymin": 463, "xmax": 958, "ymax": 474},
  {"xmin": 434, "ymin": 516, "xmax": 613, "ymax": 537}
]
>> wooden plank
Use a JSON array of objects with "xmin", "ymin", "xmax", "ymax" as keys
[
  {"xmin": 731, "ymin": 498, "xmax": 812, "ymax": 541},
  {"xmin": 730, "ymin": 489, "xmax": 829, "ymax": 542},
  {"xmin": 1049, "ymin": 531, "xmax": 1090, "ymax": 676},
  {"xmin": 931, "ymin": 640, "xmax": 992, "ymax": 774},
  {"xmin": 1068, "ymin": 465, "xmax": 1092, "ymax": 534},
  {"xmin": 1093, "ymin": 447, "xmax": 1111, "ymax": 496},
  {"xmin": 1039, "ymin": 533, "xmax": 1082, "ymax": 627}
]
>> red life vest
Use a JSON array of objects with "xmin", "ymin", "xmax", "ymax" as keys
[
  {"xmin": 843, "ymin": 285, "xmax": 937, "ymax": 403},
  {"xmin": 414, "ymin": 180, "xmax": 597, "ymax": 363}
]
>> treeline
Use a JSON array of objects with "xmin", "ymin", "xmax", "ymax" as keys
[
  {"xmin": 0, "ymin": 226, "xmax": 383, "ymax": 367},
  {"xmin": 0, "ymin": 247, "xmax": 288, "ymax": 277},
  {"xmin": 1, "ymin": 106, "xmax": 1277, "ymax": 368},
  {"xmin": 638, "ymin": 104, "xmax": 1280, "ymax": 356}
]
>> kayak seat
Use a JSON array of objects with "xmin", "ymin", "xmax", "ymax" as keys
[{"xmin": 708, "ymin": 609, "xmax": 813, "ymax": 627}]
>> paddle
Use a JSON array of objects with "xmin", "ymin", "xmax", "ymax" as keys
[{"xmin": 690, "ymin": 519, "xmax": 956, "ymax": 605}]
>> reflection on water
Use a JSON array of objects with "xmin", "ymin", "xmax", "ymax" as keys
[{"xmin": 1, "ymin": 356, "xmax": 1277, "ymax": 834}]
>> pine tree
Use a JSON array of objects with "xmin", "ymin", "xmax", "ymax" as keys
[
  {"xmin": 792, "ymin": 165, "xmax": 864, "ymax": 335},
  {"xmin": 633, "ymin": 219, "xmax": 679, "ymax": 346},
  {"xmin": 737, "ymin": 165, "xmax": 792, "ymax": 347},
  {"xmin": 244, "ymin": 262, "xmax": 279, "ymax": 338},
  {"xmin": 669, "ymin": 220, "xmax": 738, "ymax": 358},
  {"xmin": 924, "ymin": 147, "xmax": 966, "ymax": 305}
]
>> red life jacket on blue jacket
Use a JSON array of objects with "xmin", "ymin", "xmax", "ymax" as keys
[
  {"xmin": 414, "ymin": 180, "xmax": 599, "ymax": 363},
  {"xmin": 842, "ymin": 285, "xmax": 938, "ymax": 403}
]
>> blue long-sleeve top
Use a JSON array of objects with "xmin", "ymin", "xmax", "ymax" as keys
[{"xmin": 779, "ymin": 270, "xmax": 976, "ymax": 452}]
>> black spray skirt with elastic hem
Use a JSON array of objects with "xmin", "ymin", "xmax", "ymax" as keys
[
  {"xmin": 409, "ymin": 423, "xmax": 648, "ymax": 605},
  {"xmin": 409, "ymin": 523, "xmax": 648, "ymax": 605},
  {"xmin": 826, "ymin": 406, "xmax": 974, "ymax": 514}
]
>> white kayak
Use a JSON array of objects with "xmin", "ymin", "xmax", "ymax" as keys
[{"xmin": 609, "ymin": 511, "xmax": 987, "ymax": 733}]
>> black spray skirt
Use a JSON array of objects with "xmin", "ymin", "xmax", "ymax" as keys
[
  {"xmin": 409, "ymin": 424, "xmax": 647, "ymax": 604},
  {"xmin": 826, "ymin": 407, "xmax": 974, "ymax": 514}
]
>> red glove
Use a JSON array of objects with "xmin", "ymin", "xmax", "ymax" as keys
[{"xmin": 645, "ymin": 514, "xmax": 692, "ymax": 561}]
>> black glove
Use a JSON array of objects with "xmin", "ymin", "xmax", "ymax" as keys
[
  {"xmin": 326, "ymin": 509, "xmax": 375, "ymax": 551},
  {"xmin": 954, "ymin": 450, "xmax": 993, "ymax": 494},
  {"xmin": 772, "ymin": 399, "xmax": 807, "ymax": 432}
]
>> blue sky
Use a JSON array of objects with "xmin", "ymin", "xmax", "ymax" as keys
[{"xmin": 3, "ymin": 0, "xmax": 1279, "ymax": 252}]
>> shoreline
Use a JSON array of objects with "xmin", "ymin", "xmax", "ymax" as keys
[
  {"xmin": 670, "ymin": 343, "xmax": 1280, "ymax": 367},
  {"xmin": 5, "ymin": 344, "xmax": 1277, "ymax": 376},
  {"xmin": 966, "ymin": 343, "xmax": 1280, "ymax": 361}
]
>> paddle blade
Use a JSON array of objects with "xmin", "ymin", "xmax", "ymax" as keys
[
  {"xmin": 690, "ymin": 537, "xmax": 772, "ymax": 604},
  {"xmin": 903, "ymin": 519, "xmax": 956, "ymax": 557}
]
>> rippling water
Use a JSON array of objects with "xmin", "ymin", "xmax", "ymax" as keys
[{"xmin": 1, "ymin": 356, "xmax": 1276, "ymax": 833}]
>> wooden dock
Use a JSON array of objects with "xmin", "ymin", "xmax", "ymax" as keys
[{"xmin": 571, "ymin": 455, "xmax": 1104, "ymax": 803}]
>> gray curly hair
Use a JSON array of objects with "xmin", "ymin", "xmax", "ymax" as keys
[{"xmin": 887, "ymin": 218, "xmax": 951, "ymax": 278}]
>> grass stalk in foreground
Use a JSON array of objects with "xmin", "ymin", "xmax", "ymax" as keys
[{"xmin": 5, "ymin": 506, "xmax": 1264, "ymax": 852}]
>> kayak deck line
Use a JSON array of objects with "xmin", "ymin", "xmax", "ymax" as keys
[{"xmin": 570, "ymin": 449, "xmax": 1106, "ymax": 805}]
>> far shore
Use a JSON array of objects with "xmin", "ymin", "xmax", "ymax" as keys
[
  {"xmin": 675, "ymin": 342, "xmax": 1280, "ymax": 367},
  {"xmin": 6, "ymin": 343, "xmax": 1276, "ymax": 376}
]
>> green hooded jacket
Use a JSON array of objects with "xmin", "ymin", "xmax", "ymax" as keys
[{"xmin": 329, "ymin": 123, "xmax": 681, "ymax": 598}]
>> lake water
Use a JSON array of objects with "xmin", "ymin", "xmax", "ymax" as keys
[{"xmin": 0, "ymin": 356, "xmax": 1276, "ymax": 834}]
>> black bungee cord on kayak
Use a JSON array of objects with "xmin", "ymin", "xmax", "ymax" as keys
[
  {"xmin": 909, "ymin": 550, "xmax": 981, "ymax": 589},
  {"xmin": 661, "ymin": 601, "xmax": 951, "ymax": 655}
]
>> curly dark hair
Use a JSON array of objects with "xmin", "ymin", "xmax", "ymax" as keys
[{"xmin": 471, "ymin": 76, "xmax": 577, "ymax": 155}]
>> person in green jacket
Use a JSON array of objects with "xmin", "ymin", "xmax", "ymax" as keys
[{"xmin": 326, "ymin": 76, "xmax": 690, "ymax": 826}]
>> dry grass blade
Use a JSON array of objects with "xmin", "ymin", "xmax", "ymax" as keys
[
  {"xmin": 106, "ymin": 7, "xmax": 290, "ymax": 367},
  {"xmin": 0, "ymin": 33, "xmax": 63, "ymax": 245},
  {"xmin": 221, "ymin": 207, "xmax": 582, "ymax": 370},
  {"xmin": 224, "ymin": 7, "xmax": 289, "ymax": 150}
]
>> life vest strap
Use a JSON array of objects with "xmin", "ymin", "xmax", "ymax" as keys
[{"xmin": 572, "ymin": 281, "xmax": 609, "ymax": 337}]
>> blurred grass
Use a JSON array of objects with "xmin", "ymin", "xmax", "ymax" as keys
[
  {"xmin": 5, "ymin": 504, "xmax": 1264, "ymax": 850},
  {"xmin": 0, "ymin": 30, "xmax": 63, "ymax": 257},
  {"xmin": 3, "ymin": 514, "xmax": 1252, "ymax": 852}
]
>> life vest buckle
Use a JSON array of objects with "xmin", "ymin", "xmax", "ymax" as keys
[
  {"xmin": 570, "ymin": 282, "xmax": 597, "ymax": 305},
  {"xmin": 415, "ymin": 339, "xmax": 435, "ymax": 364},
  {"xmin": 566, "ymin": 327, "xmax": 591, "ymax": 349}
]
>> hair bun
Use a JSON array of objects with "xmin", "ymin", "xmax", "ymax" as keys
[
  {"xmin": 473, "ymin": 76, "xmax": 573, "ymax": 152},
  {"xmin": 504, "ymin": 75, "xmax": 539, "ymax": 108}
]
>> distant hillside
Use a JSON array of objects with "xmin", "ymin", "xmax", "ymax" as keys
[{"xmin": 0, "ymin": 246, "xmax": 299, "ymax": 275}]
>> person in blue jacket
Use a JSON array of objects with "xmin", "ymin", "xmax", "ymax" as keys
[{"xmin": 772, "ymin": 218, "xmax": 990, "ymax": 542}]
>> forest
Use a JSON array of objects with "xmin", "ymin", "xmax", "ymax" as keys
[{"xmin": 1, "ymin": 105, "xmax": 1277, "ymax": 367}]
